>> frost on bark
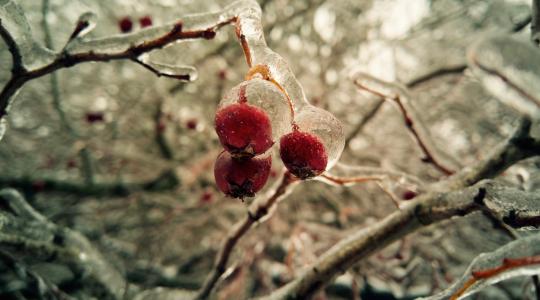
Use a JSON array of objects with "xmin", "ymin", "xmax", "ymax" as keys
[{"xmin": 1, "ymin": 0, "xmax": 540, "ymax": 299}]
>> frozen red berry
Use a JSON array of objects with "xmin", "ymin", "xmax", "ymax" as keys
[
  {"xmin": 215, "ymin": 103, "xmax": 273, "ymax": 157},
  {"xmin": 119, "ymin": 17, "xmax": 133, "ymax": 33},
  {"xmin": 279, "ymin": 130, "xmax": 328, "ymax": 179},
  {"xmin": 139, "ymin": 16, "xmax": 153, "ymax": 28},
  {"xmin": 214, "ymin": 151, "xmax": 271, "ymax": 199}
]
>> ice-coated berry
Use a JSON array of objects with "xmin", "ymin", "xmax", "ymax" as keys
[
  {"xmin": 214, "ymin": 151, "xmax": 272, "ymax": 198},
  {"xmin": 279, "ymin": 130, "xmax": 328, "ymax": 179},
  {"xmin": 119, "ymin": 17, "xmax": 133, "ymax": 33},
  {"xmin": 215, "ymin": 103, "xmax": 273, "ymax": 157}
]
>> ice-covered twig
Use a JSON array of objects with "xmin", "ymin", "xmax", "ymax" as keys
[
  {"xmin": 195, "ymin": 171, "xmax": 299, "ymax": 300},
  {"xmin": 0, "ymin": 189, "xmax": 127, "ymax": 299},
  {"xmin": 532, "ymin": 0, "xmax": 540, "ymax": 45},
  {"xmin": 351, "ymin": 71, "xmax": 460, "ymax": 175},
  {"xmin": 262, "ymin": 118, "xmax": 540, "ymax": 299},
  {"xmin": 0, "ymin": 19, "xmax": 24, "ymax": 75},
  {"xmin": 467, "ymin": 35, "xmax": 540, "ymax": 119},
  {"xmin": 418, "ymin": 234, "xmax": 540, "ymax": 300},
  {"xmin": 0, "ymin": 169, "xmax": 180, "ymax": 197},
  {"xmin": 0, "ymin": 0, "xmax": 244, "ymax": 121}
]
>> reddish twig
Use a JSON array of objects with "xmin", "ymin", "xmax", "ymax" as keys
[
  {"xmin": 353, "ymin": 81, "xmax": 455, "ymax": 175},
  {"xmin": 0, "ymin": 18, "xmax": 236, "ymax": 118},
  {"xmin": 450, "ymin": 255, "xmax": 540, "ymax": 300}
]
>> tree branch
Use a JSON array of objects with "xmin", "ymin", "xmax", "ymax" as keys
[
  {"xmin": 0, "ymin": 19, "xmax": 24, "ymax": 75},
  {"xmin": 0, "ymin": 169, "xmax": 179, "ymax": 197},
  {"xmin": 263, "ymin": 118, "xmax": 540, "ymax": 299},
  {"xmin": 532, "ymin": 0, "xmax": 540, "ymax": 45},
  {"xmin": 194, "ymin": 171, "xmax": 298, "ymax": 300},
  {"xmin": 0, "ymin": 189, "xmax": 128, "ymax": 299},
  {"xmin": 0, "ymin": 5, "xmax": 238, "ymax": 119}
]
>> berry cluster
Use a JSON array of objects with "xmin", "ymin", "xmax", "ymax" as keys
[{"xmin": 213, "ymin": 71, "xmax": 344, "ymax": 199}]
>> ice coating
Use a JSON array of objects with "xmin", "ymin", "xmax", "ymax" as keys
[
  {"xmin": 139, "ymin": 54, "xmax": 197, "ymax": 81},
  {"xmin": 350, "ymin": 70, "xmax": 461, "ymax": 172},
  {"xmin": 0, "ymin": 118, "xmax": 6, "ymax": 142},
  {"xmin": 467, "ymin": 35, "xmax": 540, "ymax": 119},
  {"xmin": 420, "ymin": 233, "xmax": 540, "ymax": 300},
  {"xmin": 293, "ymin": 106, "xmax": 345, "ymax": 170},
  {"xmin": 220, "ymin": 79, "xmax": 293, "ymax": 142},
  {"xmin": 0, "ymin": 0, "xmax": 55, "ymax": 70},
  {"xmin": 66, "ymin": 12, "xmax": 98, "ymax": 42},
  {"xmin": 232, "ymin": 1, "xmax": 310, "ymax": 111}
]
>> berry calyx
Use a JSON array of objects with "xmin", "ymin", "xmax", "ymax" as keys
[
  {"xmin": 215, "ymin": 102, "xmax": 273, "ymax": 157},
  {"xmin": 214, "ymin": 151, "xmax": 272, "ymax": 199},
  {"xmin": 279, "ymin": 130, "xmax": 328, "ymax": 179},
  {"xmin": 118, "ymin": 17, "xmax": 133, "ymax": 33}
]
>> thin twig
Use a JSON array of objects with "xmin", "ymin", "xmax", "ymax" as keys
[
  {"xmin": 0, "ymin": 19, "xmax": 24, "ymax": 75},
  {"xmin": 344, "ymin": 98, "xmax": 384, "ymax": 148},
  {"xmin": 195, "ymin": 171, "xmax": 298, "ymax": 300},
  {"xmin": 353, "ymin": 76, "xmax": 456, "ymax": 175},
  {"xmin": 131, "ymin": 58, "xmax": 192, "ymax": 81},
  {"xmin": 0, "ymin": 169, "xmax": 179, "ymax": 197},
  {"xmin": 532, "ymin": 0, "xmax": 540, "ymax": 45},
  {"xmin": 0, "ymin": 15, "xmax": 236, "ymax": 118}
]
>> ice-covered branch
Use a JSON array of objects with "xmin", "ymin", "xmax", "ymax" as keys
[
  {"xmin": 0, "ymin": 169, "xmax": 180, "ymax": 197},
  {"xmin": 0, "ymin": 189, "xmax": 127, "ymax": 299},
  {"xmin": 351, "ymin": 71, "xmax": 460, "ymax": 175},
  {"xmin": 532, "ymin": 0, "xmax": 540, "ymax": 45},
  {"xmin": 0, "ymin": 19, "xmax": 24, "ymax": 75},
  {"xmin": 467, "ymin": 35, "xmax": 540, "ymax": 119},
  {"xmin": 195, "ymin": 171, "xmax": 299, "ymax": 300},
  {"xmin": 0, "ymin": 0, "xmax": 261, "ymax": 126},
  {"xmin": 263, "ymin": 118, "xmax": 540, "ymax": 299}
]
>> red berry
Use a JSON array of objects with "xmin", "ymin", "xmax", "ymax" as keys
[
  {"xmin": 139, "ymin": 16, "xmax": 153, "ymax": 28},
  {"xmin": 200, "ymin": 190, "xmax": 214, "ymax": 203},
  {"xmin": 186, "ymin": 119, "xmax": 198, "ymax": 130},
  {"xmin": 214, "ymin": 151, "xmax": 271, "ymax": 199},
  {"xmin": 215, "ymin": 103, "xmax": 273, "ymax": 157},
  {"xmin": 279, "ymin": 130, "xmax": 328, "ymax": 179},
  {"xmin": 402, "ymin": 190, "xmax": 417, "ymax": 200},
  {"xmin": 119, "ymin": 17, "xmax": 133, "ymax": 33},
  {"xmin": 85, "ymin": 112, "xmax": 104, "ymax": 123}
]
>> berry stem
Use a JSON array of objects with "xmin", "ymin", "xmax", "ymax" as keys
[
  {"xmin": 196, "ymin": 171, "xmax": 298, "ymax": 300},
  {"xmin": 320, "ymin": 173, "xmax": 383, "ymax": 185},
  {"xmin": 245, "ymin": 64, "xmax": 296, "ymax": 126},
  {"xmin": 235, "ymin": 19, "xmax": 252, "ymax": 67}
]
